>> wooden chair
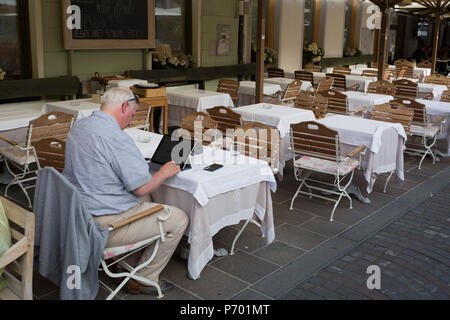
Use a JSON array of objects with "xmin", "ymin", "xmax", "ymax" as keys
[
  {"xmin": 264, "ymin": 80, "xmax": 303, "ymax": 105},
  {"xmin": 232, "ymin": 122, "xmax": 280, "ymax": 174},
  {"xmin": 0, "ymin": 196, "xmax": 34, "ymax": 300},
  {"xmin": 393, "ymin": 67, "xmax": 407, "ymax": 80},
  {"xmin": 362, "ymin": 69, "xmax": 378, "ymax": 77},
  {"xmin": 393, "ymin": 79, "xmax": 419, "ymax": 99},
  {"xmin": 440, "ymin": 90, "xmax": 450, "ymax": 102},
  {"xmin": 304, "ymin": 64, "xmax": 321, "ymax": 72},
  {"xmin": 294, "ymin": 92, "xmax": 328, "ymax": 119},
  {"xmin": 367, "ymin": 80, "xmax": 396, "ymax": 96},
  {"xmin": 370, "ymin": 102, "xmax": 414, "ymax": 136},
  {"xmin": 294, "ymin": 70, "xmax": 314, "ymax": 84},
  {"xmin": 318, "ymin": 89, "xmax": 365, "ymax": 116},
  {"xmin": 417, "ymin": 60, "xmax": 432, "ymax": 68},
  {"xmin": 394, "ymin": 59, "xmax": 412, "ymax": 67},
  {"xmin": 31, "ymin": 138, "xmax": 66, "ymax": 173},
  {"xmin": 315, "ymin": 76, "xmax": 334, "ymax": 93},
  {"xmin": 332, "ymin": 67, "xmax": 351, "ymax": 75},
  {"xmin": 424, "ymin": 74, "xmax": 450, "ymax": 87},
  {"xmin": 0, "ymin": 111, "xmax": 74, "ymax": 208},
  {"xmin": 207, "ymin": 106, "xmax": 243, "ymax": 134},
  {"xmin": 267, "ymin": 68, "xmax": 285, "ymax": 78},
  {"xmin": 129, "ymin": 100, "xmax": 152, "ymax": 131},
  {"xmin": 391, "ymin": 98, "xmax": 445, "ymax": 169},
  {"xmin": 178, "ymin": 112, "xmax": 219, "ymax": 146},
  {"xmin": 289, "ymin": 121, "xmax": 366, "ymax": 221},
  {"xmin": 217, "ymin": 79, "xmax": 240, "ymax": 106},
  {"xmin": 371, "ymin": 62, "xmax": 391, "ymax": 69},
  {"xmin": 326, "ymin": 73, "xmax": 359, "ymax": 91}
]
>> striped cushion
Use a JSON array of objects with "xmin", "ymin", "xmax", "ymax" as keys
[
  {"xmin": 410, "ymin": 125, "xmax": 439, "ymax": 138},
  {"xmin": 294, "ymin": 156, "xmax": 359, "ymax": 176},
  {"xmin": 0, "ymin": 147, "xmax": 36, "ymax": 166}
]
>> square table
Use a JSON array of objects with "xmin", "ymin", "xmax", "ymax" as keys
[
  {"xmin": 238, "ymin": 81, "xmax": 282, "ymax": 106},
  {"xmin": 233, "ymin": 103, "xmax": 316, "ymax": 176},
  {"xmin": 167, "ymin": 89, "xmax": 234, "ymax": 127},
  {"xmin": 310, "ymin": 72, "xmax": 376, "ymax": 92},
  {"xmin": 317, "ymin": 115, "xmax": 407, "ymax": 193},
  {"xmin": 263, "ymin": 77, "xmax": 312, "ymax": 92},
  {"xmin": 417, "ymin": 83, "xmax": 448, "ymax": 101},
  {"xmin": 343, "ymin": 91, "xmax": 393, "ymax": 113},
  {"xmin": 125, "ymin": 128, "xmax": 276, "ymax": 280},
  {"xmin": 44, "ymin": 99, "xmax": 100, "ymax": 120}
]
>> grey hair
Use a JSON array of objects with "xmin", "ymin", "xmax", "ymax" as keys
[{"xmin": 101, "ymin": 87, "xmax": 137, "ymax": 109}]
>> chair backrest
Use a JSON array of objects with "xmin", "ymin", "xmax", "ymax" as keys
[
  {"xmin": 207, "ymin": 106, "xmax": 243, "ymax": 133},
  {"xmin": 282, "ymin": 80, "xmax": 303, "ymax": 102},
  {"xmin": 417, "ymin": 60, "xmax": 432, "ymax": 68},
  {"xmin": 304, "ymin": 64, "xmax": 321, "ymax": 72},
  {"xmin": 326, "ymin": 73, "xmax": 346, "ymax": 91},
  {"xmin": 317, "ymin": 89, "xmax": 348, "ymax": 115},
  {"xmin": 217, "ymin": 79, "xmax": 240, "ymax": 103},
  {"xmin": 393, "ymin": 79, "xmax": 418, "ymax": 99},
  {"xmin": 383, "ymin": 69, "xmax": 393, "ymax": 80},
  {"xmin": 267, "ymin": 68, "xmax": 285, "ymax": 78},
  {"xmin": 424, "ymin": 74, "xmax": 450, "ymax": 86},
  {"xmin": 370, "ymin": 103, "xmax": 414, "ymax": 135},
  {"xmin": 441, "ymin": 89, "xmax": 450, "ymax": 102},
  {"xmin": 394, "ymin": 67, "xmax": 407, "ymax": 79},
  {"xmin": 290, "ymin": 121, "xmax": 340, "ymax": 162},
  {"xmin": 394, "ymin": 59, "xmax": 412, "ymax": 67},
  {"xmin": 179, "ymin": 112, "xmax": 219, "ymax": 145},
  {"xmin": 294, "ymin": 92, "xmax": 328, "ymax": 119},
  {"xmin": 129, "ymin": 101, "xmax": 152, "ymax": 131},
  {"xmin": 316, "ymin": 76, "xmax": 334, "ymax": 92},
  {"xmin": 332, "ymin": 67, "xmax": 351, "ymax": 75},
  {"xmin": 367, "ymin": 80, "xmax": 396, "ymax": 96},
  {"xmin": 31, "ymin": 138, "xmax": 66, "ymax": 172},
  {"xmin": 403, "ymin": 65, "xmax": 414, "ymax": 78},
  {"xmin": 362, "ymin": 69, "xmax": 378, "ymax": 77},
  {"xmin": 233, "ymin": 122, "xmax": 280, "ymax": 171},
  {"xmin": 391, "ymin": 98, "xmax": 427, "ymax": 126},
  {"xmin": 294, "ymin": 70, "xmax": 314, "ymax": 83},
  {"xmin": 27, "ymin": 111, "xmax": 74, "ymax": 146}
]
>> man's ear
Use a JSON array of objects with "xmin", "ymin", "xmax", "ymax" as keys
[{"xmin": 121, "ymin": 102, "xmax": 128, "ymax": 114}]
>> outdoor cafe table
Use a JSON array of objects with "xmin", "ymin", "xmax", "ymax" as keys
[
  {"xmin": 263, "ymin": 77, "xmax": 312, "ymax": 92},
  {"xmin": 233, "ymin": 103, "xmax": 316, "ymax": 177},
  {"xmin": 350, "ymin": 67, "xmax": 431, "ymax": 78},
  {"xmin": 343, "ymin": 91, "xmax": 393, "ymax": 113},
  {"xmin": 238, "ymin": 81, "xmax": 282, "ymax": 106},
  {"xmin": 417, "ymin": 83, "xmax": 448, "ymax": 101},
  {"xmin": 125, "ymin": 128, "xmax": 276, "ymax": 280},
  {"xmin": 416, "ymin": 99, "xmax": 450, "ymax": 155},
  {"xmin": 317, "ymin": 115, "xmax": 407, "ymax": 193},
  {"xmin": 167, "ymin": 88, "xmax": 234, "ymax": 127},
  {"xmin": 44, "ymin": 99, "xmax": 100, "ymax": 120},
  {"xmin": 309, "ymin": 72, "xmax": 376, "ymax": 92}
]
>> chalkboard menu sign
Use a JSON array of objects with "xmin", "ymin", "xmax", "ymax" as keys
[{"xmin": 62, "ymin": 0, "xmax": 155, "ymax": 49}]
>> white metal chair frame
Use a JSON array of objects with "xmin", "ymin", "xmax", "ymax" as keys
[
  {"xmin": 289, "ymin": 121, "xmax": 366, "ymax": 221},
  {"xmin": 98, "ymin": 205, "xmax": 172, "ymax": 300}
]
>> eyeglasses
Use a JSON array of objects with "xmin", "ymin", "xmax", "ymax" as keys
[{"xmin": 122, "ymin": 94, "xmax": 140, "ymax": 107}]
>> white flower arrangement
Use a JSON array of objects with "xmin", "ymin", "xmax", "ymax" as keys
[
  {"xmin": 303, "ymin": 42, "xmax": 324, "ymax": 64},
  {"xmin": 251, "ymin": 43, "xmax": 278, "ymax": 65},
  {"xmin": 0, "ymin": 68, "xmax": 5, "ymax": 80}
]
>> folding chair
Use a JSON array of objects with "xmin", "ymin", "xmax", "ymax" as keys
[
  {"xmin": 393, "ymin": 79, "xmax": 419, "ymax": 99},
  {"xmin": 294, "ymin": 70, "xmax": 314, "ymax": 84},
  {"xmin": 332, "ymin": 67, "xmax": 351, "ymax": 75},
  {"xmin": 326, "ymin": 73, "xmax": 359, "ymax": 91},
  {"xmin": 177, "ymin": 112, "xmax": 219, "ymax": 146},
  {"xmin": 367, "ymin": 80, "xmax": 396, "ymax": 96},
  {"xmin": 304, "ymin": 64, "xmax": 321, "ymax": 72},
  {"xmin": 441, "ymin": 90, "xmax": 450, "ymax": 102},
  {"xmin": 417, "ymin": 60, "xmax": 432, "ymax": 68},
  {"xmin": 294, "ymin": 92, "xmax": 328, "ymax": 119},
  {"xmin": 289, "ymin": 121, "xmax": 366, "ymax": 221},
  {"xmin": 362, "ymin": 69, "xmax": 378, "ymax": 77},
  {"xmin": 424, "ymin": 74, "xmax": 450, "ymax": 87},
  {"xmin": 264, "ymin": 80, "xmax": 303, "ymax": 105},
  {"xmin": 0, "ymin": 111, "xmax": 74, "ymax": 208},
  {"xmin": 31, "ymin": 138, "xmax": 66, "ymax": 173},
  {"xmin": 318, "ymin": 89, "xmax": 366, "ymax": 116},
  {"xmin": 267, "ymin": 68, "xmax": 285, "ymax": 78},
  {"xmin": 392, "ymin": 98, "xmax": 446, "ymax": 170},
  {"xmin": 207, "ymin": 106, "xmax": 244, "ymax": 133},
  {"xmin": 217, "ymin": 79, "xmax": 240, "ymax": 106}
]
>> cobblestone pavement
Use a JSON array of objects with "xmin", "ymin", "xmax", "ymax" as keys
[{"xmin": 282, "ymin": 184, "xmax": 450, "ymax": 300}]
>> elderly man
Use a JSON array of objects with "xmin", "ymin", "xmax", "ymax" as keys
[{"xmin": 64, "ymin": 87, "xmax": 188, "ymax": 295}]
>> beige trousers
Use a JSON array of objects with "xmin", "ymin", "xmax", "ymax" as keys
[{"xmin": 93, "ymin": 195, "xmax": 188, "ymax": 283}]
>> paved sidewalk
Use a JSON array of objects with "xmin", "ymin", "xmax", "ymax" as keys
[{"xmin": 282, "ymin": 184, "xmax": 450, "ymax": 300}]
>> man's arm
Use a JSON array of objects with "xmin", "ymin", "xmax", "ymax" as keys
[{"xmin": 132, "ymin": 161, "xmax": 180, "ymax": 196}]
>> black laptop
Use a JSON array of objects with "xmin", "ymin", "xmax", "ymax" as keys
[{"xmin": 148, "ymin": 135, "xmax": 197, "ymax": 172}]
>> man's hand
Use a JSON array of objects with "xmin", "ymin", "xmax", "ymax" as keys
[{"xmin": 158, "ymin": 161, "xmax": 181, "ymax": 179}]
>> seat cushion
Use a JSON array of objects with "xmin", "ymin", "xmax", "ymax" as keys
[
  {"xmin": 102, "ymin": 238, "xmax": 155, "ymax": 260},
  {"xmin": 294, "ymin": 156, "xmax": 359, "ymax": 176},
  {"xmin": 0, "ymin": 146, "xmax": 36, "ymax": 166},
  {"xmin": 410, "ymin": 125, "xmax": 439, "ymax": 138}
]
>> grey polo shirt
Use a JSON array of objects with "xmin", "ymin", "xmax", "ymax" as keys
[{"xmin": 63, "ymin": 110, "xmax": 151, "ymax": 216}]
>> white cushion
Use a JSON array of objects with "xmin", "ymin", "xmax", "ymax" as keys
[
  {"xmin": 410, "ymin": 125, "xmax": 439, "ymax": 138},
  {"xmin": 102, "ymin": 238, "xmax": 154, "ymax": 260},
  {"xmin": 0, "ymin": 146, "xmax": 35, "ymax": 166},
  {"xmin": 294, "ymin": 155, "xmax": 359, "ymax": 176}
]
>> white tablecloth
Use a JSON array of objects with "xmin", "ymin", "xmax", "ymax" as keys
[
  {"xmin": 343, "ymin": 91, "xmax": 393, "ymax": 113},
  {"xmin": 44, "ymin": 99, "xmax": 100, "ymax": 120},
  {"xmin": 234, "ymin": 103, "xmax": 316, "ymax": 176},
  {"xmin": 263, "ymin": 77, "xmax": 312, "ymax": 92},
  {"xmin": 416, "ymin": 99, "xmax": 450, "ymax": 154},
  {"xmin": 107, "ymin": 79, "xmax": 148, "ymax": 88},
  {"xmin": 318, "ymin": 115, "xmax": 406, "ymax": 193},
  {"xmin": 0, "ymin": 101, "xmax": 46, "ymax": 131},
  {"xmin": 417, "ymin": 83, "xmax": 448, "ymax": 101},
  {"xmin": 125, "ymin": 127, "xmax": 276, "ymax": 279},
  {"xmin": 167, "ymin": 89, "xmax": 234, "ymax": 127},
  {"xmin": 311, "ymin": 72, "xmax": 375, "ymax": 92},
  {"xmin": 238, "ymin": 81, "xmax": 282, "ymax": 106}
]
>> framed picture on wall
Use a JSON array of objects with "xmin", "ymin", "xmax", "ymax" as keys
[
  {"xmin": 216, "ymin": 24, "xmax": 231, "ymax": 56},
  {"xmin": 61, "ymin": 0, "xmax": 155, "ymax": 50}
]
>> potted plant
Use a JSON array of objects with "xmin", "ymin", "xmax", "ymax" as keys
[
  {"xmin": 251, "ymin": 42, "xmax": 278, "ymax": 66},
  {"xmin": 0, "ymin": 68, "xmax": 5, "ymax": 80},
  {"xmin": 303, "ymin": 42, "xmax": 325, "ymax": 65},
  {"xmin": 152, "ymin": 45, "xmax": 195, "ymax": 72}
]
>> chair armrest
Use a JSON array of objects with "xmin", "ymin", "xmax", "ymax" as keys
[
  {"xmin": 108, "ymin": 204, "xmax": 166, "ymax": 231},
  {"xmin": 0, "ymin": 237, "xmax": 28, "ymax": 269},
  {"xmin": 431, "ymin": 115, "xmax": 446, "ymax": 125},
  {"xmin": 348, "ymin": 84, "xmax": 360, "ymax": 91},
  {"xmin": 346, "ymin": 145, "xmax": 366, "ymax": 158},
  {"xmin": 0, "ymin": 134, "xmax": 20, "ymax": 147}
]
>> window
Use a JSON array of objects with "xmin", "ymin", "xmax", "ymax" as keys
[
  {"xmin": 303, "ymin": 0, "xmax": 315, "ymax": 46},
  {"xmin": 0, "ymin": 0, "xmax": 30, "ymax": 80},
  {"xmin": 343, "ymin": 0, "xmax": 353, "ymax": 50},
  {"xmin": 155, "ymin": 0, "xmax": 191, "ymax": 54}
]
